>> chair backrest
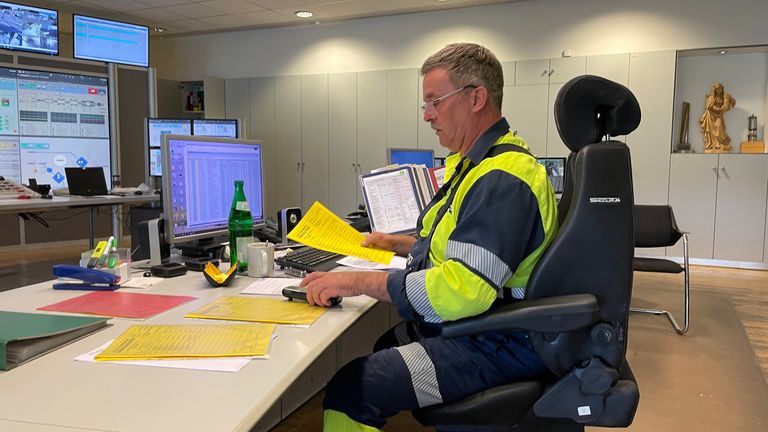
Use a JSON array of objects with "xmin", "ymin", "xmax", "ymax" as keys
[
  {"xmin": 634, "ymin": 205, "xmax": 683, "ymax": 248},
  {"xmin": 525, "ymin": 75, "xmax": 640, "ymax": 375}
]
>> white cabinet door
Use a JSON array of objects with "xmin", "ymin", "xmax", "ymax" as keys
[
  {"xmin": 713, "ymin": 154, "xmax": 768, "ymax": 262},
  {"xmin": 274, "ymin": 76, "xmax": 302, "ymax": 212},
  {"xmin": 626, "ymin": 50, "xmax": 676, "ymax": 205},
  {"xmin": 515, "ymin": 59, "xmax": 550, "ymax": 85},
  {"xmin": 203, "ymin": 75, "xmax": 225, "ymax": 119},
  {"xmin": 548, "ymin": 56, "xmax": 585, "ymax": 84},
  {"xmin": 504, "ymin": 85, "xmax": 548, "ymax": 156},
  {"xmin": 586, "ymin": 53, "xmax": 630, "ymax": 86},
  {"xmin": 386, "ymin": 69, "xmax": 418, "ymax": 148},
  {"xmin": 249, "ymin": 77, "xmax": 277, "ymax": 218},
  {"xmin": 546, "ymin": 82, "xmax": 569, "ymax": 157},
  {"xmin": 501, "ymin": 61, "xmax": 515, "ymax": 88},
  {"xmin": 417, "ymin": 73, "xmax": 442, "ymax": 156},
  {"xmin": 357, "ymin": 71, "xmax": 388, "ymax": 174},
  {"xmin": 328, "ymin": 72, "xmax": 359, "ymax": 217},
  {"xmin": 300, "ymin": 74, "xmax": 329, "ymax": 210},
  {"xmin": 668, "ymin": 154, "xmax": 718, "ymax": 259}
]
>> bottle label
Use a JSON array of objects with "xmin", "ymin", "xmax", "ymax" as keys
[
  {"xmin": 236, "ymin": 201, "xmax": 250, "ymax": 211},
  {"xmin": 236, "ymin": 235, "xmax": 254, "ymax": 267}
]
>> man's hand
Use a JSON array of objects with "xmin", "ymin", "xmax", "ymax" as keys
[
  {"xmin": 362, "ymin": 232, "xmax": 416, "ymax": 257},
  {"xmin": 300, "ymin": 271, "xmax": 390, "ymax": 307}
]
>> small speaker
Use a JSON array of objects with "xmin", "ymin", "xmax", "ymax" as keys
[{"xmin": 277, "ymin": 207, "xmax": 302, "ymax": 244}]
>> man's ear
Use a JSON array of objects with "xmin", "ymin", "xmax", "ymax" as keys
[{"xmin": 471, "ymin": 86, "xmax": 489, "ymax": 113}]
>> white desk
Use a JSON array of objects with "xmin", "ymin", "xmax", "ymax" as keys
[
  {"xmin": 0, "ymin": 194, "xmax": 160, "ymax": 248},
  {"xmin": 0, "ymin": 270, "xmax": 390, "ymax": 432}
]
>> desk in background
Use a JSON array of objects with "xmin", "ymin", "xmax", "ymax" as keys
[
  {"xmin": 0, "ymin": 270, "xmax": 393, "ymax": 432},
  {"xmin": 0, "ymin": 194, "xmax": 160, "ymax": 249}
]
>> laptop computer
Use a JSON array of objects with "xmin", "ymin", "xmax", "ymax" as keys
[{"xmin": 65, "ymin": 167, "xmax": 109, "ymax": 196}]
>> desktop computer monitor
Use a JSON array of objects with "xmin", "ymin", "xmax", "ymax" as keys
[
  {"xmin": 537, "ymin": 157, "xmax": 566, "ymax": 195},
  {"xmin": 388, "ymin": 148, "xmax": 435, "ymax": 168},
  {"xmin": 192, "ymin": 119, "xmax": 238, "ymax": 138},
  {"xmin": 147, "ymin": 118, "xmax": 192, "ymax": 148},
  {"xmin": 161, "ymin": 135, "xmax": 264, "ymax": 246}
]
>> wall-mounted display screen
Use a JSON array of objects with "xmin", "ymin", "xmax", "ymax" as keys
[
  {"xmin": 0, "ymin": 66, "xmax": 111, "ymax": 189},
  {"xmin": 0, "ymin": 2, "xmax": 58, "ymax": 56},
  {"xmin": 73, "ymin": 15, "xmax": 148, "ymax": 67}
]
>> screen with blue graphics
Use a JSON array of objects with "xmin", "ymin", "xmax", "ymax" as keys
[
  {"xmin": 0, "ymin": 66, "xmax": 110, "ymax": 189},
  {"xmin": 73, "ymin": 15, "xmax": 148, "ymax": 67}
]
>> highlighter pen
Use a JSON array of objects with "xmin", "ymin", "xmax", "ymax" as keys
[
  {"xmin": 87, "ymin": 241, "xmax": 108, "ymax": 268},
  {"xmin": 97, "ymin": 236, "xmax": 115, "ymax": 267},
  {"xmin": 107, "ymin": 244, "xmax": 119, "ymax": 269}
]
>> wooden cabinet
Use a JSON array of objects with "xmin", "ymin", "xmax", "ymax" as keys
[{"xmin": 669, "ymin": 154, "xmax": 768, "ymax": 263}]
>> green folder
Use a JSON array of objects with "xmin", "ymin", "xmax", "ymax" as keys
[{"xmin": 0, "ymin": 311, "xmax": 109, "ymax": 371}]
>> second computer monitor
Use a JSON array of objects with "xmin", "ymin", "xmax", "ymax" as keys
[
  {"xmin": 388, "ymin": 148, "xmax": 435, "ymax": 168},
  {"xmin": 192, "ymin": 119, "xmax": 238, "ymax": 138},
  {"xmin": 161, "ymin": 135, "xmax": 264, "ymax": 245},
  {"xmin": 537, "ymin": 157, "xmax": 566, "ymax": 195}
]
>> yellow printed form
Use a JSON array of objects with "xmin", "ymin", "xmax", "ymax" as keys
[
  {"xmin": 287, "ymin": 201, "xmax": 394, "ymax": 264},
  {"xmin": 95, "ymin": 323, "xmax": 275, "ymax": 361},
  {"xmin": 185, "ymin": 296, "xmax": 327, "ymax": 326}
]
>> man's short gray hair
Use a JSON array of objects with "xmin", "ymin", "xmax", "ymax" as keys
[{"xmin": 421, "ymin": 43, "xmax": 504, "ymax": 112}]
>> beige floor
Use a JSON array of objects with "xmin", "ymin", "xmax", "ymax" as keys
[{"xmin": 2, "ymin": 246, "xmax": 767, "ymax": 430}]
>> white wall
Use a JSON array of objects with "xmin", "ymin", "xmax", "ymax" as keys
[{"xmin": 151, "ymin": 0, "xmax": 768, "ymax": 81}]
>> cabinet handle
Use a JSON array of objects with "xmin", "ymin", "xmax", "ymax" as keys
[
  {"xmin": 296, "ymin": 162, "xmax": 301, "ymax": 170},
  {"xmin": 712, "ymin": 166, "xmax": 718, "ymax": 177},
  {"xmin": 720, "ymin": 166, "xmax": 729, "ymax": 178},
  {"xmin": 540, "ymin": 70, "xmax": 548, "ymax": 77},
  {"xmin": 548, "ymin": 69, "xmax": 554, "ymax": 77}
]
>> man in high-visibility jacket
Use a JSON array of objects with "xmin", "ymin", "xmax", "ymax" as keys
[{"xmin": 301, "ymin": 42, "xmax": 559, "ymax": 431}]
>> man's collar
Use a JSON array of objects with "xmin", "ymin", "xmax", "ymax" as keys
[{"xmin": 464, "ymin": 118, "xmax": 510, "ymax": 165}]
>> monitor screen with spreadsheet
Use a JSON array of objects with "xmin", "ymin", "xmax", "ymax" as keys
[
  {"xmin": 161, "ymin": 135, "xmax": 264, "ymax": 245},
  {"xmin": 537, "ymin": 157, "xmax": 566, "ymax": 194}
]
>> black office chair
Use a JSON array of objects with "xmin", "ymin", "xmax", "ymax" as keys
[
  {"xmin": 631, "ymin": 204, "xmax": 690, "ymax": 335},
  {"xmin": 413, "ymin": 75, "xmax": 641, "ymax": 431}
]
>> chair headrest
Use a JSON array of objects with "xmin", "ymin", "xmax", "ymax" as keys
[{"xmin": 554, "ymin": 75, "xmax": 641, "ymax": 152}]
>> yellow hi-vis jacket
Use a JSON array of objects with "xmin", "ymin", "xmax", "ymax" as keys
[{"xmin": 387, "ymin": 118, "xmax": 558, "ymax": 324}]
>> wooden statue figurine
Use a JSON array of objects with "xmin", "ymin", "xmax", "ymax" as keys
[{"xmin": 700, "ymin": 82, "xmax": 736, "ymax": 153}]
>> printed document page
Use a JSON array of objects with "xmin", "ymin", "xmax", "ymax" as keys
[
  {"xmin": 361, "ymin": 168, "xmax": 422, "ymax": 234},
  {"xmin": 94, "ymin": 323, "xmax": 276, "ymax": 361},
  {"xmin": 287, "ymin": 201, "xmax": 394, "ymax": 264},
  {"xmin": 185, "ymin": 296, "xmax": 327, "ymax": 326}
]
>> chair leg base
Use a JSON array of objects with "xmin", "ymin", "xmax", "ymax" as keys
[{"xmin": 630, "ymin": 307, "xmax": 689, "ymax": 335}]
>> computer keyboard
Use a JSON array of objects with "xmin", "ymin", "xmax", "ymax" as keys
[
  {"xmin": 0, "ymin": 177, "xmax": 38, "ymax": 199},
  {"xmin": 275, "ymin": 246, "xmax": 344, "ymax": 273}
]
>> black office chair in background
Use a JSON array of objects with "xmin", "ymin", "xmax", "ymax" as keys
[
  {"xmin": 631, "ymin": 204, "xmax": 690, "ymax": 335},
  {"xmin": 413, "ymin": 75, "xmax": 641, "ymax": 431}
]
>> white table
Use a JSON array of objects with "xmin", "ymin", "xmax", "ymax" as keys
[
  {"xmin": 0, "ymin": 194, "xmax": 160, "ymax": 248},
  {"xmin": 0, "ymin": 269, "xmax": 390, "ymax": 432}
]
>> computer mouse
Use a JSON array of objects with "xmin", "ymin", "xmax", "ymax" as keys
[
  {"xmin": 134, "ymin": 190, "xmax": 143, "ymax": 195},
  {"xmin": 143, "ymin": 271, "xmax": 151, "ymax": 277}
]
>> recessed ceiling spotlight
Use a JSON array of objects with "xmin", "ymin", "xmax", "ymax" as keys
[
  {"xmin": 295, "ymin": 10, "xmax": 313, "ymax": 18},
  {"xmin": 719, "ymin": 50, "xmax": 727, "ymax": 54},
  {"xmin": 153, "ymin": 27, "xmax": 167, "ymax": 33}
]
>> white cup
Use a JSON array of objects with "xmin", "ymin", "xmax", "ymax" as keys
[{"xmin": 247, "ymin": 242, "xmax": 275, "ymax": 278}]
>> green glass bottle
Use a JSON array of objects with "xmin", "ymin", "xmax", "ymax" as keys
[{"xmin": 228, "ymin": 180, "xmax": 253, "ymax": 272}]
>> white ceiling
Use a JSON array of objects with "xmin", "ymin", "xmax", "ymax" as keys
[{"xmin": 26, "ymin": 0, "xmax": 523, "ymax": 36}]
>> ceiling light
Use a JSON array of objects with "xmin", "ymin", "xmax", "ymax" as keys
[
  {"xmin": 295, "ymin": 11, "xmax": 313, "ymax": 18},
  {"xmin": 153, "ymin": 27, "xmax": 167, "ymax": 33}
]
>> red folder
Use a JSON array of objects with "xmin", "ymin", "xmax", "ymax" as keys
[{"xmin": 38, "ymin": 291, "xmax": 197, "ymax": 319}]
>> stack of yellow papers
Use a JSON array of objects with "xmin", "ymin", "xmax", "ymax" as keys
[
  {"xmin": 95, "ymin": 323, "xmax": 275, "ymax": 361},
  {"xmin": 185, "ymin": 296, "xmax": 327, "ymax": 326},
  {"xmin": 287, "ymin": 201, "xmax": 394, "ymax": 265}
]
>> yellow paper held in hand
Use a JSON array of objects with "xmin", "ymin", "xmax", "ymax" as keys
[
  {"xmin": 185, "ymin": 296, "xmax": 327, "ymax": 326},
  {"xmin": 287, "ymin": 201, "xmax": 394, "ymax": 265},
  {"xmin": 95, "ymin": 323, "xmax": 275, "ymax": 361}
]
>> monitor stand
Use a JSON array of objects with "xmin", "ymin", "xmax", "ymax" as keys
[{"xmin": 177, "ymin": 237, "xmax": 226, "ymax": 259}]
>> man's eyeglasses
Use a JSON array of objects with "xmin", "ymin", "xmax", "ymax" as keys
[{"xmin": 421, "ymin": 85, "xmax": 477, "ymax": 113}]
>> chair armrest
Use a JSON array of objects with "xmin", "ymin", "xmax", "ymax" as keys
[{"xmin": 443, "ymin": 294, "xmax": 599, "ymax": 338}]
